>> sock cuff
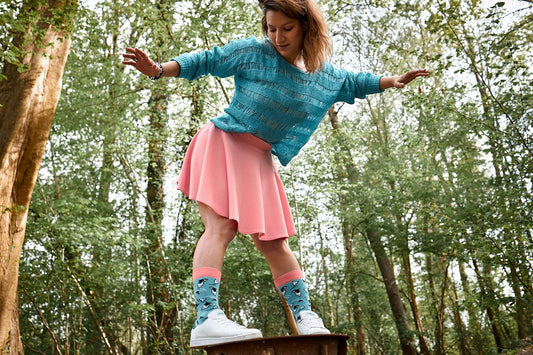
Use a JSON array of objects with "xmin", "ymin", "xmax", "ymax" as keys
[
  {"xmin": 274, "ymin": 269, "xmax": 305, "ymax": 288},
  {"xmin": 193, "ymin": 267, "xmax": 221, "ymax": 281}
]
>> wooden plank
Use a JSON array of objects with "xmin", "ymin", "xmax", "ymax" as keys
[{"xmin": 197, "ymin": 334, "xmax": 349, "ymax": 355}]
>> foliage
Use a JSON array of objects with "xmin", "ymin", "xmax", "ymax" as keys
[{"xmin": 12, "ymin": 0, "xmax": 533, "ymax": 353}]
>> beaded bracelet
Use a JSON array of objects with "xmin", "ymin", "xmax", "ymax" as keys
[{"xmin": 149, "ymin": 62, "xmax": 163, "ymax": 80}]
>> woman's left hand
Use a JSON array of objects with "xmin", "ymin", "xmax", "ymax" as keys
[{"xmin": 393, "ymin": 69, "xmax": 430, "ymax": 88}]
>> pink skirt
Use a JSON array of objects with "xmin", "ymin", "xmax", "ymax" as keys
[{"xmin": 177, "ymin": 121, "xmax": 296, "ymax": 240}]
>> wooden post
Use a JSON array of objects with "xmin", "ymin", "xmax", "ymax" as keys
[{"xmin": 275, "ymin": 286, "xmax": 299, "ymax": 335}]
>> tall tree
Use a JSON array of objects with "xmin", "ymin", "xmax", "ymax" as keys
[
  {"xmin": 0, "ymin": 0, "xmax": 77, "ymax": 352},
  {"xmin": 9, "ymin": 0, "xmax": 533, "ymax": 352},
  {"xmin": 328, "ymin": 106, "xmax": 367, "ymax": 354}
]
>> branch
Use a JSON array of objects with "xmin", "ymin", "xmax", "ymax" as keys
[
  {"xmin": 22, "ymin": 342, "xmax": 49, "ymax": 355},
  {"xmin": 439, "ymin": 2, "xmax": 531, "ymax": 154},
  {"xmin": 21, "ymin": 286, "xmax": 63, "ymax": 355},
  {"xmin": 64, "ymin": 263, "xmax": 118, "ymax": 355},
  {"xmin": 276, "ymin": 287, "xmax": 300, "ymax": 335},
  {"xmin": 117, "ymin": 152, "xmax": 181, "ymax": 311},
  {"xmin": 201, "ymin": 33, "xmax": 231, "ymax": 104}
]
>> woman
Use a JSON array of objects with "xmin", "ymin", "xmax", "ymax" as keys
[{"xmin": 123, "ymin": 0, "xmax": 428, "ymax": 348}]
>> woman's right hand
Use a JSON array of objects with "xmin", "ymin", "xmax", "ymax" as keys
[{"xmin": 122, "ymin": 47, "xmax": 161, "ymax": 77}]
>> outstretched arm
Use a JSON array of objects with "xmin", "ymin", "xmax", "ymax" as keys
[
  {"xmin": 379, "ymin": 69, "xmax": 429, "ymax": 90},
  {"xmin": 122, "ymin": 47, "xmax": 180, "ymax": 78}
]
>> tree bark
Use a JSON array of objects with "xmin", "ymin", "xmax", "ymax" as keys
[
  {"xmin": 472, "ymin": 259, "xmax": 506, "ymax": 352},
  {"xmin": 402, "ymin": 252, "xmax": 431, "ymax": 355},
  {"xmin": 458, "ymin": 261, "xmax": 484, "ymax": 352},
  {"xmin": 328, "ymin": 107, "xmax": 366, "ymax": 354},
  {"xmin": 398, "ymin": 215, "xmax": 429, "ymax": 354},
  {"xmin": 508, "ymin": 262, "xmax": 528, "ymax": 340},
  {"xmin": 144, "ymin": 90, "xmax": 176, "ymax": 352},
  {"xmin": 0, "ymin": 1, "xmax": 77, "ymax": 352},
  {"xmin": 328, "ymin": 105, "xmax": 418, "ymax": 354},
  {"xmin": 366, "ymin": 230, "xmax": 417, "ymax": 355},
  {"xmin": 449, "ymin": 274, "xmax": 471, "ymax": 355},
  {"xmin": 345, "ymin": 224, "xmax": 366, "ymax": 355},
  {"xmin": 352, "ymin": 99, "xmax": 418, "ymax": 354},
  {"xmin": 426, "ymin": 254, "xmax": 448, "ymax": 355}
]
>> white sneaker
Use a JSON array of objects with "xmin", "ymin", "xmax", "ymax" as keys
[
  {"xmin": 190, "ymin": 310, "xmax": 263, "ymax": 347},
  {"xmin": 296, "ymin": 311, "xmax": 331, "ymax": 335}
]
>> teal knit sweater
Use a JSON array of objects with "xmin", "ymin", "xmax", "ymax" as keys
[{"xmin": 172, "ymin": 36, "xmax": 383, "ymax": 166}]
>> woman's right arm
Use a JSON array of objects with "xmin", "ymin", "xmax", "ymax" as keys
[
  {"xmin": 123, "ymin": 37, "xmax": 261, "ymax": 80},
  {"xmin": 122, "ymin": 47, "xmax": 180, "ymax": 78},
  {"xmin": 160, "ymin": 61, "xmax": 180, "ymax": 77}
]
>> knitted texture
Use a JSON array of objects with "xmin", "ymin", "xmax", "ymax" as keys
[{"xmin": 172, "ymin": 37, "xmax": 383, "ymax": 166}]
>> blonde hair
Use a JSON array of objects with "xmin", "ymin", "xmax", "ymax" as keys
[{"xmin": 259, "ymin": 0, "xmax": 331, "ymax": 73}]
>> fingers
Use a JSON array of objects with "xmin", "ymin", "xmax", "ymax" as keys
[
  {"xmin": 122, "ymin": 47, "xmax": 146, "ymax": 61},
  {"xmin": 394, "ymin": 69, "xmax": 429, "ymax": 89},
  {"xmin": 122, "ymin": 48, "xmax": 138, "ymax": 65},
  {"xmin": 122, "ymin": 47, "xmax": 153, "ymax": 67},
  {"xmin": 121, "ymin": 47, "xmax": 160, "ymax": 77},
  {"xmin": 124, "ymin": 47, "xmax": 148, "ymax": 59},
  {"xmin": 412, "ymin": 69, "xmax": 429, "ymax": 77},
  {"xmin": 122, "ymin": 53, "xmax": 137, "ymax": 61},
  {"xmin": 403, "ymin": 69, "xmax": 429, "ymax": 83},
  {"xmin": 122, "ymin": 55, "xmax": 137, "ymax": 66},
  {"xmin": 135, "ymin": 48, "xmax": 149, "ymax": 60},
  {"xmin": 122, "ymin": 48, "xmax": 142, "ymax": 68}
]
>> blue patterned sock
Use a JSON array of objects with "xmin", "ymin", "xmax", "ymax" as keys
[
  {"xmin": 278, "ymin": 278, "xmax": 311, "ymax": 319},
  {"xmin": 193, "ymin": 276, "xmax": 220, "ymax": 327}
]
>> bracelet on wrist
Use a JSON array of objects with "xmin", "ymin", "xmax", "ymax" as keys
[{"xmin": 149, "ymin": 62, "xmax": 163, "ymax": 80}]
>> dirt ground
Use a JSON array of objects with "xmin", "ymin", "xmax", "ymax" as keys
[{"xmin": 516, "ymin": 345, "xmax": 533, "ymax": 355}]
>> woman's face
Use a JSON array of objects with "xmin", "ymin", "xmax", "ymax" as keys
[{"xmin": 266, "ymin": 10, "xmax": 305, "ymax": 66}]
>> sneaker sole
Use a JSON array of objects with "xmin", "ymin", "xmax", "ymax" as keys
[
  {"xmin": 190, "ymin": 332, "xmax": 263, "ymax": 348},
  {"xmin": 299, "ymin": 329, "xmax": 331, "ymax": 335}
]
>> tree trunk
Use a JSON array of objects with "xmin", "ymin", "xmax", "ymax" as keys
[
  {"xmin": 449, "ymin": 274, "xmax": 471, "ymax": 355},
  {"xmin": 402, "ymin": 252, "xmax": 431, "ymax": 355},
  {"xmin": 397, "ymin": 220, "xmax": 430, "ymax": 355},
  {"xmin": 328, "ymin": 107, "xmax": 366, "ymax": 354},
  {"xmin": 508, "ymin": 262, "xmax": 528, "ymax": 340},
  {"xmin": 0, "ymin": 1, "xmax": 77, "ymax": 352},
  {"xmin": 365, "ymin": 230, "xmax": 417, "ymax": 355},
  {"xmin": 458, "ymin": 261, "xmax": 484, "ymax": 352},
  {"xmin": 144, "ymin": 90, "xmax": 176, "ymax": 352},
  {"xmin": 472, "ymin": 259, "xmax": 506, "ymax": 352},
  {"xmin": 426, "ymin": 254, "xmax": 448, "ymax": 355},
  {"xmin": 343, "ymin": 222, "xmax": 366, "ymax": 355}
]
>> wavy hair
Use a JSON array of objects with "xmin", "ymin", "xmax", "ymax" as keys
[{"xmin": 259, "ymin": 0, "xmax": 331, "ymax": 73}]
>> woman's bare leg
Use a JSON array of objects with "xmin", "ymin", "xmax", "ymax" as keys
[
  {"xmin": 190, "ymin": 202, "xmax": 262, "ymax": 347},
  {"xmin": 193, "ymin": 202, "xmax": 237, "ymax": 270},
  {"xmin": 251, "ymin": 234, "xmax": 330, "ymax": 334},
  {"xmin": 250, "ymin": 234, "xmax": 300, "ymax": 279}
]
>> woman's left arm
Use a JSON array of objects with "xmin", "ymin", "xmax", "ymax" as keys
[{"xmin": 379, "ymin": 69, "xmax": 429, "ymax": 90}]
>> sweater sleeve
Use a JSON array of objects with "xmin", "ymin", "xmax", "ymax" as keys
[
  {"xmin": 334, "ymin": 69, "xmax": 384, "ymax": 104},
  {"xmin": 170, "ymin": 37, "xmax": 263, "ymax": 81}
]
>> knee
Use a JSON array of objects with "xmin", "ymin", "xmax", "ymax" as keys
[
  {"xmin": 204, "ymin": 218, "xmax": 237, "ymax": 246},
  {"xmin": 198, "ymin": 202, "xmax": 237, "ymax": 245},
  {"xmin": 253, "ymin": 237, "xmax": 291, "ymax": 257}
]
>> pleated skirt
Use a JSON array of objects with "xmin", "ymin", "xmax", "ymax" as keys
[{"xmin": 177, "ymin": 121, "xmax": 296, "ymax": 240}]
